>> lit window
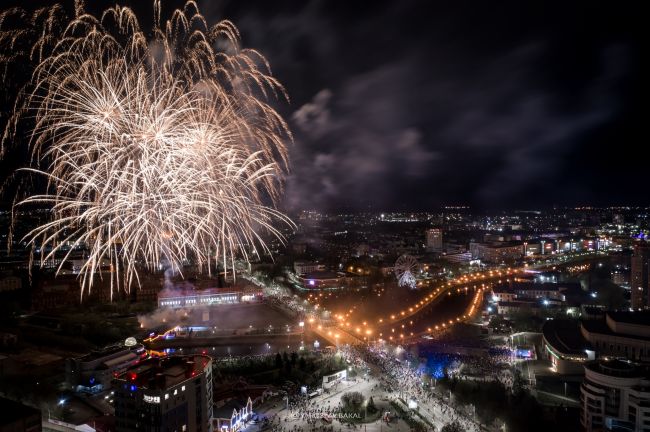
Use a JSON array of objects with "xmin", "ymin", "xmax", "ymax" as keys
[
  {"xmin": 182, "ymin": 386, "xmax": 185, "ymax": 391},
  {"xmin": 174, "ymin": 389, "xmax": 178, "ymax": 395},
  {"xmin": 164, "ymin": 394, "xmax": 169, "ymax": 400}
]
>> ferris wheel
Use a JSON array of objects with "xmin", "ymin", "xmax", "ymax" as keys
[{"xmin": 394, "ymin": 254, "xmax": 419, "ymax": 289}]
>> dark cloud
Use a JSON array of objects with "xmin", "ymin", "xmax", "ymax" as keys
[
  {"xmin": 438, "ymin": 43, "xmax": 619, "ymax": 204},
  {"xmin": 98, "ymin": 0, "xmax": 650, "ymax": 210},
  {"xmin": 3, "ymin": 0, "xmax": 641, "ymax": 210},
  {"xmin": 286, "ymin": 61, "xmax": 440, "ymax": 210},
  {"xmin": 283, "ymin": 37, "xmax": 629, "ymax": 210}
]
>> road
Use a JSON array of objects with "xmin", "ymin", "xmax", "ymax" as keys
[{"xmin": 310, "ymin": 251, "xmax": 609, "ymax": 347}]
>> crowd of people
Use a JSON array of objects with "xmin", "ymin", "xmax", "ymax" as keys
[
  {"xmin": 341, "ymin": 344, "xmax": 483, "ymax": 432},
  {"xmin": 261, "ymin": 389, "xmax": 370, "ymax": 432},
  {"xmin": 238, "ymin": 339, "xmax": 521, "ymax": 431},
  {"xmin": 417, "ymin": 342, "xmax": 514, "ymax": 382}
]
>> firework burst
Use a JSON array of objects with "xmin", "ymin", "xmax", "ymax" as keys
[{"xmin": 0, "ymin": 1, "xmax": 293, "ymax": 298}]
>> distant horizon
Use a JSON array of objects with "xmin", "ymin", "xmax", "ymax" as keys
[
  {"xmin": 2, "ymin": 202, "xmax": 649, "ymax": 214},
  {"xmin": 288, "ymin": 205, "xmax": 650, "ymax": 214}
]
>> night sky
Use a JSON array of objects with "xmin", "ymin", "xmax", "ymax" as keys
[{"xmin": 1, "ymin": 0, "xmax": 645, "ymax": 212}]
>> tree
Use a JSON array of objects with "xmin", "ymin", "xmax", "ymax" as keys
[
  {"xmin": 298, "ymin": 357, "xmax": 307, "ymax": 370},
  {"xmin": 275, "ymin": 353, "xmax": 283, "ymax": 369},
  {"xmin": 512, "ymin": 369, "xmax": 525, "ymax": 398},
  {"xmin": 441, "ymin": 420, "xmax": 464, "ymax": 432},
  {"xmin": 367, "ymin": 396, "xmax": 377, "ymax": 414},
  {"xmin": 449, "ymin": 375, "xmax": 459, "ymax": 392},
  {"xmin": 290, "ymin": 352, "xmax": 298, "ymax": 366},
  {"xmin": 341, "ymin": 391, "xmax": 364, "ymax": 411}
]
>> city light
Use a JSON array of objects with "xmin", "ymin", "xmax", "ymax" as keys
[{"xmin": 0, "ymin": 3, "xmax": 639, "ymax": 431}]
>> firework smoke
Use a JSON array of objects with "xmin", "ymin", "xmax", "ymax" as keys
[{"xmin": 0, "ymin": 1, "xmax": 293, "ymax": 299}]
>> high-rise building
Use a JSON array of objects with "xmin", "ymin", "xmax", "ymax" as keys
[
  {"xmin": 580, "ymin": 359, "xmax": 650, "ymax": 432},
  {"xmin": 113, "ymin": 355, "xmax": 213, "ymax": 432},
  {"xmin": 630, "ymin": 242, "xmax": 650, "ymax": 309},
  {"xmin": 425, "ymin": 228, "xmax": 443, "ymax": 252},
  {"xmin": 469, "ymin": 241, "xmax": 524, "ymax": 264}
]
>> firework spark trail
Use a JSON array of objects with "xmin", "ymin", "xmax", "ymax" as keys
[{"xmin": 0, "ymin": 1, "xmax": 293, "ymax": 299}]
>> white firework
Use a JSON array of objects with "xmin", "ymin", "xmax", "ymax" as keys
[
  {"xmin": 0, "ymin": 1, "xmax": 293, "ymax": 299},
  {"xmin": 394, "ymin": 254, "xmax": 419, "ymax": 289}
]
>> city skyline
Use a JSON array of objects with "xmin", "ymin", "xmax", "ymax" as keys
[{"xmin": 0, "ymin": 2, "xmax": 646, "ymax": 432}]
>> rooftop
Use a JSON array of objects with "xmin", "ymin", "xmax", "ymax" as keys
[
  {"xmin": 498, "ymin": 300, "xmax": 543, "ymax": 308},
  {"xmin": 158, "ymin": 287, "xmax": 240, "ymax": 299},
  {"xmin": 300, "ymin": 271, "xmax": 345, "ymax": 280},
  {"xmin": 607, "ymin": 310, "xmax": 650, "ymax": 326},
  {"xmin": 543, "ymin": 319, "xmax": 591, "ymax": 356},
  {"xmin": 585, "ymin": 359, "xmax": 648, "ymax": 379},
  {"xmin": 581, "ymin": 318, "xmax": 650, "ymax": 341},
  {"xmin": 510, "ymin": 282, "xmax": 563, "ymax": 292},
  {"xmin": 78, "ymin": 344, "xmax": 131, "ymax": 362},
  {"xmin": 114, "ymin": 355, "xmax": 211, "ymax": 391}
]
